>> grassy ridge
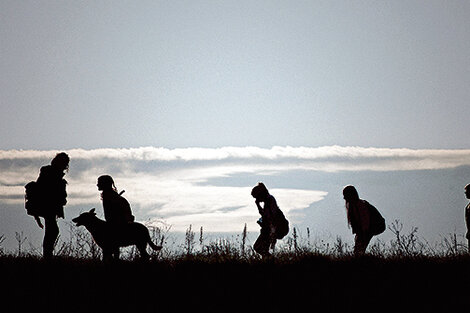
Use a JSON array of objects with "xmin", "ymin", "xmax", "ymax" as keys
[
  {"xmin": 2, "ymin": 254, "xmax": 470, "ymax": 313},
  {"xmin": 2, "ymin": 222, "xmax": 470, "ymax": 312}
]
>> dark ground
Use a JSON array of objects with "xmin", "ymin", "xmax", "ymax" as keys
[{"xmin": 2, "ymin": 255, "xmax": 469, "ymax": 313}]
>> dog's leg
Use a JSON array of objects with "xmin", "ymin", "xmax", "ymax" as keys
[
  {"xmin": 103, "ymin": 249, "xmax": 112, "ymax": 262},
  {"xmin": 137, "ymin": 243, "xmax": 150, "ymax": 261},
  {"xmin": 112, "ymin": 247, "xmax": 120, "ymax": 260}
]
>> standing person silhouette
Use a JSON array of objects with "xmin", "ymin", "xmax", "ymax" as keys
[
  {"xmin": 35, "ymin": 152, "xmax": 69, "ymax": 258},
  {"xmin": 464, "ymin": 184, "xmax": 470, "ymax": 252},
  {"xmin": 97, "ymin": 175, "xmax": 135, "ymax": 227},
  {"xmin": 343, "ymin": 185, "xmax": 374, "ymax": 256},
  {"xmin": 252, "ymin": 182, "xmax": 278, "ymax": 257}
]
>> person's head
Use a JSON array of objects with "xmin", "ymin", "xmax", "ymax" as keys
[
  {"xmin": 343, "ymin": 185, "xmax": 359, "ymax": 203},
  {"xmin": 51, "ymin": 152, "xmax": 70, "ymax": 172},
  {"xmin": 251, "ymin": 182, "xmax": 269, "ymax": 201},
  {"xmin": 465, "ymin": 184, "xmax": 470, "ymax": 200},
  {"xmin": 343, "ymin": 185, "xmax": 360, "ymax": 227},
  {"xmin": 97, "ymin": 175, "xmax": 116, "ymax": 192}
]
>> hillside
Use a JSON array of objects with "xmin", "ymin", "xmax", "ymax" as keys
[{"xmin": 2, "ymin": 254, "xmax": 469, "ymax": 313}]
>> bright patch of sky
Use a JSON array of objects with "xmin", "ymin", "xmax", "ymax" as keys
[{"xmin": 1, "ymin": 146, "xmax": 470, "ymax": 252}]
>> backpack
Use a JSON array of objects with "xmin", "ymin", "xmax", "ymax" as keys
[
  {"xmin": 116, "ymin": 191, "xmax": 135, "ymax": 223},
  {"xmin": 273, "ymin": 207, "xmax": 289, "ymax": 240},
  {"xmin": 25, "ymin": 181, "xmax": 42, "ymax": 216},
  {"xmin": 366, "ymin": 201, "xmax": 386, "ymax": 236}
]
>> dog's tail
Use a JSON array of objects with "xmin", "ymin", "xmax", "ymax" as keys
[{"xmin": 148, "ymin": 239, "xmax": 163, "ymax": 251}]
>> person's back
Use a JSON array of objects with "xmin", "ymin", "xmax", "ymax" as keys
[
  {"xmin": 102, "ymin": 190, "xmax": 135, "ymax": 225},
  {"xmin": 97, "ymin": 175, "xmax": 135, "ymax": 228},
  {"xmin": 37, "ymin": 164, "xmax": 67, "ymax": 218}
]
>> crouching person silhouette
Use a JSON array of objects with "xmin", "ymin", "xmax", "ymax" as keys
[
  {"xmin": 252, "ymin": 182, "xmax": 289, "ymax": 257},
  {"xmin": 343, "ymin": 185, "xmax": 385, "ymax": 256},
  {"xmin": 97, "ymin": 175, "xmax": 134, "ymax": 225},
  {"xmin": 464, "ymin": 184, "xmax": 470, "ymax": 252}
]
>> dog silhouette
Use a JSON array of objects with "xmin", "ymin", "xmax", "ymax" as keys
[{"xmin": 72, "ymin": 208, "xmax": 162, "ymax": 261}]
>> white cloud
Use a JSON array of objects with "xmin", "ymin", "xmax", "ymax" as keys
[
  {"xmin": 143, "ymin": 185, "xmax": 327, "ymax": 232},
  {"xmin": 1, "ymin": 146, "xmax": 470, "ymax": 232},
  {"xmin": 2, "ymin": 145, "xmax": 470, "ymax": 168}
]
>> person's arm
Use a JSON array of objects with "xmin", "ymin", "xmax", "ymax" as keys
[
  {"xmin": 466, "ymin": 204, "xmax": 470, "ymax": 225},
  {"xmin": 465, "ymin": 204, "xmax": 470, "ymax": 239},
  {"xmin": 360, "ymin": 201, "xmax": 371, "ymax": 234},
  {"xmin": 265, "ymin": 197, "xmax": 277, "ymax": 239},
  {"xmin": 255, "ymin": 199, "xmax": 263, "ymax": 215},
  {"xmin": 102, "ymin": 196, "xmax": 112, "ymax": 223},
  {"xmin": 34, "ymin": 216, "xmax": 43, "ymax": 229}
]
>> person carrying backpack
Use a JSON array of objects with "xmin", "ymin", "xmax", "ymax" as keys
[
  {"xmin": 343, "ymin": 185, "xmax": 385, "ymax": 255},
  {"xmin": 29, "ymin": 152, "xmax": 69, "ymax": 258},
  {"xmin": 464, "ymin": 184, "xmax": 470, "ymax": 252},
  {"xmin": 251, "ymin": 182, "xmax": 289, "ymax": 257},
  {"xmin": 97, "ymin": 175, "xmax": 135, "ymax": 227}
]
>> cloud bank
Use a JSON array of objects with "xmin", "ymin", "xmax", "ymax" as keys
[
  {"xmin": 1, "ymin": 146, "xmax": 469, "ymax": 232},
  {"xmin": 3, "ymin": 145, "xmax": 470, "ymax": 169}
]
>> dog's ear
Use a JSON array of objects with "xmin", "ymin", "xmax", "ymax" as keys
[{"xmin": 90, "ymin": 208, "xmax": 96, "ymax": 214}]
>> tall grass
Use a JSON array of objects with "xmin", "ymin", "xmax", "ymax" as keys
[
  {"xmin": 0, "ymin": 234, "xmax": 5, "ymax": 255},
  {"xmin": 1, "ymin": 219, "xmax": 468, "ymax": 262}
]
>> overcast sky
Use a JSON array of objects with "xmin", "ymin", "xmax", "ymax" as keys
[
  {"xmin": 1, "ymin": 1, "xmax": 470, "ymax": 252},
  {"xmin": 2, "ymin": 1, "xmax": 470, "ymax": 150}
]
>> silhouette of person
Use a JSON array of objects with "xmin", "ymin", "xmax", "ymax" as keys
[
  {"xmin": 35, "ymin": 152, "xmax": 69, "ymax": 258},
  {"xmin": 464, "ymin": 184, "xmax": 470, "ymax": 252},
  {"xmin": 343, "ymin": 185, "xmax": 375, "ymax": 256},
  {"xmin": 97, "ymin": 175, "xmax": 135, "ymax": 227},
  {"xmin": 252, "ymin": 182, "xmax": 278, "ymax": 257}
]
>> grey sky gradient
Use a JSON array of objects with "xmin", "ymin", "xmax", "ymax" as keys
[{"xmin": 2, "ymin": 1, "xmax": 470, "ymax": 150}]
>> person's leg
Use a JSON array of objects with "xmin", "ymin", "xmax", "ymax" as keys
[
  {"xmin": 43, "ymin": 216, "xmax": 59, "ymax": 258},
  {"xmin": 254, "ymin": 228, "xmax": 271, "ymax": 257},
  {"xmin": 354, "ymin": 233, "xmax": 372, "ymax": 256},
  {"xmin": 270, "ymin": 238, "xmax": 277, "ymax": 251}
]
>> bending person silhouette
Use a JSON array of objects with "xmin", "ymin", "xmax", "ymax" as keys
[
  {"xmin": 35, "ymin": 152, "xmax": 69, "ymax": 258},
  {"xmin": 97, "ymin": 175, "xmax": 135, "ymax": 226},
  {"xmin": 252, "ymin": 182, "xmax": 279, "ymax": 257},
  {"xmin": 343, "ymin": 185, "xmax": 385, "ymax": 255},
  {"xmin": 465, "ymin": 184, "xmax": 470, "ymax": 252}
]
